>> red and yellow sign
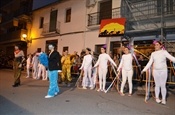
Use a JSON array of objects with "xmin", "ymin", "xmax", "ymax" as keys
[{"xmin": 99, "ymin": 18, "xmax": 126, "ymax": 37}]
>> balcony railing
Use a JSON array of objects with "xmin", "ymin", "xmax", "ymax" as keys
[
  {"xmin": 88, "ymin": 8, "xmax": 121, "ymax": 26},
  {"xmin": 1, "ymin": 8, "xmax": 31, "ymax": 23},
  {"xmin": 121, "ymin": 0, "xmax": 175, "ymax": 21},
  {"xmin": 0, "ymin": 29, "xmax": 27, "ymax": 42},
  {"xmin": 41, "ymin": 21, "xmax": 60, "ymax": 36},
  {"xmin": 88, "ymin": 0, "xmax": 175, "ymax": 29}
]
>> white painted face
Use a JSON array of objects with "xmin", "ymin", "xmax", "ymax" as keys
[{"xmin": 48, "ymin": 45, "xmax": 54, "ymax": 50}]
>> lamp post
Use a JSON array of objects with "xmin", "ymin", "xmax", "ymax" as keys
[{"xmin": 22, "ymin": 34, "xmax": 32, "ymax": 43}]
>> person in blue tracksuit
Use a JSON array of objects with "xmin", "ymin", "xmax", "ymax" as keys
[{"xmin": 45, "ymin": 44, "xmax": 62, "ymax": 98}]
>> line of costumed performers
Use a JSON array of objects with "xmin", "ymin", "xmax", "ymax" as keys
[
  {"xmin": 44, "ymin": 41, "xmax": 175, "ymax": 105},
  {"xmin": 13, "ymin": 41, "xmax": 175, "ymax": 105}
]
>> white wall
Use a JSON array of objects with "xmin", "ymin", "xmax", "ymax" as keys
[
  {"xmin": 27, "ymin": 36, "xmax": 60, "ymax": 54},
  {"xmin": 58, "ymin": 0, "xmax": 86, "ymax": 34},
  {"xmin": 31, "ymin": 0, "xmax": 86, "ymax": 39},
  {"xmin": 28, "ymin": 0, "xmax": 87, "ymax": 55},
  {"xmin": 58, "ymin": 33, "xmax": 85, "ymax": 54},
  {"xmin": 29, "ymin": 0, "xmax": 123, "ymax": 54}
]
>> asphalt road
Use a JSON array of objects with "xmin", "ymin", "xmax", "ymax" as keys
[{"xmin": 0, "ymin": 69, "xmax": 175, "ymax": 115}]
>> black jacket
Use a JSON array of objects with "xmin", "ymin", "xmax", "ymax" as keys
[{"xmin": 48, "ymin": 50, "xmax": 62, "ymax": 71}]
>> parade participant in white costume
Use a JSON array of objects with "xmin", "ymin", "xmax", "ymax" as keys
[
  {"xmin": 94, "ymin": 45, "xmax": 117, "ymax": 92},
  {"xmin": 80, "ymin": 48, "xmax": 93, "ymax": 89},
  {"xmin": 142, "ymin": 41, "xmax": 175, "ymax": 104},
  {"xmin": 37, "ymin": 52, "xmax": 47, "ymax": 80},
  {"xmin": 26, "ymin": 54, "xmax": 32, "ymax": 78},
  {"xmin": 117, "ymin": 46, "xmax": 133, "ymax": 96},
  {"xmin": 32, "ymin": 52, "xmax": 39, "ymax": 79}
]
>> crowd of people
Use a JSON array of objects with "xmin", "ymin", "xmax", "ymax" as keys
[{"xmin": 11, "ymin": 40, "xmax": 175, "ymax": 104}]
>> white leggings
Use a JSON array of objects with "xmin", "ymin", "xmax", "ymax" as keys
[
  {"xmin": 38, "ymin": 64, "xmax": 46, "ymax": 79},
  {"xmin": 120, "ymin": 69, "xmax": 133, "ymax": 94},
  {"xmin": 33, "ymin": 65, "xmax": 38, "ymax": 78},
  {"xmin": 153, "ymin": 70, "xmax": 167, "ymax": 100},
  {"xmin": 27, "ymin": 65, "xmax": 30, "ymax": 77},
  {"xmin": 82, "ymin": 66, "xmax": 93, "ymax": 87},
  {"xmin": 98, "ymin": 67, "xmax": 107, "ymax": 91}
]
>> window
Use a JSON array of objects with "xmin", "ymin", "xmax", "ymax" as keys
[
  {"xmin": 157, "ymin": 0, "xmax": 163, "ymax": 15},
  {"xmin": 99, "ymin": 0, "xmax": 112, "ymax": 24},
  {"xmin": 166, "ymin": 0, "xmax": 173, "ymax": 14},
  {"xmin": 39, "ymin": 17, "xmax": 44, "ymax": 28},
  {"xmin": 65, "ymin": 8, "xmax": 71, "ymax": 22},
  {"xmin": 63, "ymin": 46, "xmax": 69, "ymax": 52},
  {"xmin": 37, "ymin": 48, "xmax": 41, "ymax": 53},
  {"xmin": 49, "ymin": 10, "xmax": 58, "ymax": 32}
]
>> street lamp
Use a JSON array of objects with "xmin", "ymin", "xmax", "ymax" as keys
[{"xmin": 22, "ymin": 34, "xmax": 32, "ymax": 43}]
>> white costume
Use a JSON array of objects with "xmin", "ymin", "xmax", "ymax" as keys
[
  {"xmin": 26, "ymin": 57, "xmax": 31, "ymax": 78},
  {"xmin": 32, "ymin": 55, "xmax": 39, "ymax": 79},
  {"xmin": 142, "ymin": 50, "xmax": 175, "ymax": 103},
  {"xmin": 80, "ymin": 54, "xmax": 93, "ymax": 88},
  {"xmin": 117, "ymin": 53, "xmax": 133, "ymax": 94},
  {"xmin": 37, "ymin": 63, "xmax": 46, "ymax": 80},
  {"xmin": 94, "ymin": 53, "xmax": 117, "ymax": 91},
  {"xmin": 37, "ymin": 52, "xmax": 47, "ymax": 80}
]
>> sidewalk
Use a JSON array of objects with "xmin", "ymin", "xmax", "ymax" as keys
[{"xmin": 0, "ymin": 69, "xmax": 175, "ymax": 115}]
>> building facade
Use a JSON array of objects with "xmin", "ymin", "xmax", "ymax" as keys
[
  {"xmin": 28, "ymin": 0, "xmax": 87, "ymax": 54},
  {"xmin": 28, "ymin": 0, "xmax": 123, "ymax": 55},
  {"xmin": 28, "ymin": 0, "xmax": 175, "ymax": 56},
  {"xmin": 0, "ymin": 0, "xmax": 33, "ymax": 56}
]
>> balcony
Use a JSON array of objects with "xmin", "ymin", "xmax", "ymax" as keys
[
  {"xmin": 87, "ymin": 8, "xmax": 121, "ymax": 27},
  {"xmin": 121, "ymin": 0, "xmax": 175, "ymax": 21},
  {"xmin": 41, "ymin": 21, "xmax": 60, "ymax": 36},
  {"xmin": 87, "ymin": 1, "xmax": 175, "ymax": 32},
  {"xmin": 121, "ymin": 0, "xmax": 175, "ymax": 31},
  {"xmin": 0, "ymin": 29, "xmax": 27, "ymax": 43},
  {"xmin": 1, "ymin": 7, "xmax": 31, "ymax": 24}
]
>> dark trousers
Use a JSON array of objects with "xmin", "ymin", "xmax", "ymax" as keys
[{"xmin": 13, "ymin": 61, "xmax": 22, "ymax": 84}]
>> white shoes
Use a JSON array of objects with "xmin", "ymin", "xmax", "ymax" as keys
[
  {"xmin": 156, "ymin": 98, "xmax": 161, "ymax": 103},
  {"xmin": 83, "ymin": 86, "xmax": 87, "ymax": 89},
  {"xmin": 156, "ymin": 99, "xmax": 166, "ymax": 104},
  {"xmin": 103, "ymin": 89, "xmax": 107, "ymax": 93},
  {"xmin": 161, "ymin": 100, "xmax": 166, "ymax": 105},
  {"xmin": 45, "ymin": 93, "xmax": 58, "ymax": 98},
  {"xmin": 120, "ymin": 92, "xmax": 125, "ymax": 96},
  {"xmin": 96, "ymin": 89, "xmax": 106, "ymax": 92},
  {"xmin": 90, "ymin": 87, "xmax": 94, "ymax": 90},
  {"xmin": 45, "ymin": 95, "xmax": 54, "ymax": 98},
  {"xmin": 55, "ymin": 92, "xmax": 58, "ymax": 96}
]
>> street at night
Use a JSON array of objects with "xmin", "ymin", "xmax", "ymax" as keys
[
  {"xmin": 1, "ymin": 0, "xmax": 175, "ymax": 115},
  {"xmin": 0, "ymin": 69, "xmax": 175, "ymax": 115}
]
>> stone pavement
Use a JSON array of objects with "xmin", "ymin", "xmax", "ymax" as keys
[{"xmin": 0, "ymin": 69, "xmax": 175, "ymax": 115}]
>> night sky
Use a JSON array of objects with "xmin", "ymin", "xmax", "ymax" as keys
[{"xmin": 32, "ymin": 0, "xmax": 59, "ymax": 10}]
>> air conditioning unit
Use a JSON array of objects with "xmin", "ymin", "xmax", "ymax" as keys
[{"xmin": 86, "ymin": 0, "xmax": 96, "ymax": 7}]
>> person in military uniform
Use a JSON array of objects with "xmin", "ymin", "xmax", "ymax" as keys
[{"xmin": 13, "ymin": 45, "xmax": 25, "ymax": 87}]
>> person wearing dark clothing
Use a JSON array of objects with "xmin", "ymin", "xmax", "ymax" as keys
[
  {"xmin": 13, "ymin": 45, "xmax": 25, "ymax": 87},
  {"xmin": 45, "ymin": 44, "xmax": 62, "ymax": 98}
]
